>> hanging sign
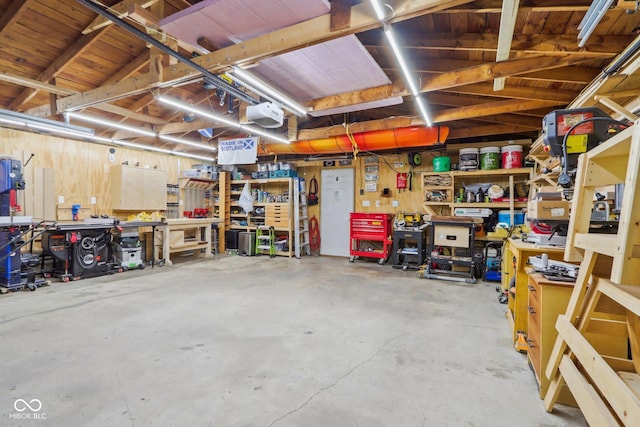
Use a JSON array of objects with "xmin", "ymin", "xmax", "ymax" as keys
[{"xmin": 218, "ymin": 137, "xmax": 258, "ymax": 165}]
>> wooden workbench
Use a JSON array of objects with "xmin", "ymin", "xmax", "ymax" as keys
[{"xmin": 155, "ymin": 218, "xmax": 222, "ymax": 266}]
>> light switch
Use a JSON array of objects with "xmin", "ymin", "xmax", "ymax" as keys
[
  {"xmin": 58, "ymin": 196, "xmax": 64, "ymax": 204},
  {"xmin": 90, "ymin": 197, "xmax": 97, "ymax": 205},
  {"xmin": 362, "ymin": 200, "xmax": 371, "ymax": 207}
]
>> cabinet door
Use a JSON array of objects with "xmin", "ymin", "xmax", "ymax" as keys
[
  {"xmin": 112, "ymin": 165, "xmax": 144, "ymax": 210},
  {"xmin": 144, "ymin": 169, "xmax": 168, "ymax": 210},
  {"xmin": 112, "ymin": 165, "xmax": 167, "ymax": 210}
]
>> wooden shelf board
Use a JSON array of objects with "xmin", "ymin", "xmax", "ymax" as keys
[
  {"xmin": 452, "ymin": 167, "xmax": 532, "ymax": 177},
  {"xmin": 454, "ymin": 202, "xmax": 528, "ymax": 208}
]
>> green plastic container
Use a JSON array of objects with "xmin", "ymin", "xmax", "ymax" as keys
[
  {"xmin": 433, "ymin": 156, "xmax": 451, "ymax": 172},
  {"xmin": 480, "ymin": 147, "xmax": 500, "ymax": 170}
]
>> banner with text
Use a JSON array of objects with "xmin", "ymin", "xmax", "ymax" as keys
[{"xmin": 218, "ymin": 137, "xmax": 258, "ymax": 165}]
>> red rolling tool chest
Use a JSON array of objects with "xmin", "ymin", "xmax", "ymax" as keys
[{"xmin": 349, "ymin": 213, "xmax": 393, "ymax": 264}]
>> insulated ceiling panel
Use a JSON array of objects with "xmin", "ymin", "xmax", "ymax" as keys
[
  {"xmin": 160, "ymin": 0, "xmax": 397, "ymax": 117},
  {"xmin": 159, "ymin": 0, "xmax": 331, "ymax": 49},
  {"xmin": 252, "ymin": 35, "xmax": 398, "ymax": 115}
]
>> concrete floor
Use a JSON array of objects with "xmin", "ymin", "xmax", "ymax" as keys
[{"xmin": 0, "ymin": 255, "xmax": 586, "ymax": 426}]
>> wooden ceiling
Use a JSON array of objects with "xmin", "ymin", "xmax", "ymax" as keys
[{"xmin": 1, "ymin": 0, "xmax": 640, "ymax": 157}]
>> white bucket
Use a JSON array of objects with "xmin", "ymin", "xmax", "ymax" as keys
[{"xmin": 459, "ymin": 148, "xmax": 479, "ymax": 171}]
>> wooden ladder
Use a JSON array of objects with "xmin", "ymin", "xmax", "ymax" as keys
[
  {"xmin": 543, "ymin": 122, "xmax": 640, "ymax": 426},
  {"xmin": 294, "ymin": 177, "xmax": 311, "ymax": 258}
]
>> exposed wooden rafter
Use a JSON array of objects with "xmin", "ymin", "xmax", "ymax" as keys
[
  {"xmin": 9, "ymin": 27, "xmax": 109, "ymax": 112},
  {"xmin": 311, "ymin": 54, "xmax": 599, "ymax": 111},
  {"xmin": 82, "ymin": 0, "xmax": 159, "ymax": 34},
  {"xmin": 363, "ymin": 34, "xmax": 632, "ymax": 57},
  {"xmin": 57, "ymin": 0, "xmax": 476, "ymax": 111},
  {"xmin": 494, "ymin": 0, "xmax": 520, "ymax": 91},
  {"xmin": 0, "ymin": 0, "xmax": 32, "ymax": 37}
]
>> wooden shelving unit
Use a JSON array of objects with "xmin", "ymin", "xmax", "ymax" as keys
[
  {"xmin": 214, "ymin": 177, "xmax": 295, "ymax": 257},
  {"xmin": 543, "ymin": 121, "xmax": 640, "ymax": 424},
  {"xmin": 422, "ymin": 168, "xmax": 533, "ymax": 216}
]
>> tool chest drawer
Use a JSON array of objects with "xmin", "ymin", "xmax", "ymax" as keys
[
  {"xmin": 349, "ymin": 213, "xmax": 393, "ymax": 263},
  {"xmin": 432, "ymin": 224, "xmax": 470, "ymax": 248}
]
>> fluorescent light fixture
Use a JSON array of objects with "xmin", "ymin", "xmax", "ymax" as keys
[
  {"xmin": 230, "ymin": 67, "xmax": 308, "ymax": 117},
  {"xmin": 384, "ymin": 26, "xmax": 419, "ymax": 96},
  {"xmin": 159, "ymin": 134, "xmax": 217, "ymax": 151},
  {"xmin": 66, "ymin": 112, "xmax": 156, "ymax": 137},
  {"xmin": 370, "ymin": 0, "xmax": 387, "ymax": 21},
  {"xmin": 240, "ymin": 124, "xmax": 289, "ymax": 144},
  {"xmin": 0, "ymin": 108, "xmax": 95, "ymax": 137},
  {"xmin": 111, "ymin": 139, "xmax": 215, "ymax": 161},
  {"xmin": 158, "ymin": 96, "xmax": 238, "ymax": 127},
  {"xmin": 158, "ymin": 95, "xmax": 289, "ymax": 144},
  {"xmin": 113, "ymin": 140, "xmax": 172, "ymax": 154},
  {"xmin": 415, "ymin": 96, "xmax": 432, "ymax": 127},
  {"xmin": 577, "ymin": 0, "xmax": 615, "ymax": 48}
]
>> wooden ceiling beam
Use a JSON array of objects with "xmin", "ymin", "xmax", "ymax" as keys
[
  {"xmin": 433, "ymin": 99, "xmax": 563, "ymax": 123},
  {"xmin": 92, "ymin": 103, "xmax": 168, "ymax": 124},
  {"xmin": 329, "ymin": 0, "xmax": 351, "ymax": 32},
  {"xmin": 82, "ymin": 0, "xmax": 159, "ymax": 34},
  {"xmin": 439, "ymin": 82, "xmax": 576, "ymax": 103},
  {"xmin": 0, "ymin": 0, "xmax": 32, "ymax": 37},
  {"xmin": 9, "ymin": 27, "xmax": 108, "ymax": 111},
  {"xmin": 448, "ymin": 123, "xmax": 536, "ymax": 139},
  {"xmin": 102, "ymin": 53, "xmax": 150, "ymax": 86},
  {"xmin": 446, "ymin": 1, "xmax": 590, "ymax": 13},
  {"xmin": 494, "ymin": 0, "xmax": 520, "ymax": 91},
  {"xmin": 381, "ymin": 60, "xmax": 600, "ymax": 84},
  {"xmin": 362, "ymin": 34, "xmax": 631, "ymax": 57},
  {"xmin": 57, "ymin": 0, "xmax": 476, "ymax": 111},
  {"xmin": 0, "ymin": 71, "xmax": 76, "ymax": 96},
  {"xmin": 312, "ymin": 54, "xmax": 596, "ymax": 111}
]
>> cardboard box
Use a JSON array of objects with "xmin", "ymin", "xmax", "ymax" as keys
[{"xmin": 527, "ymin": 200, "xmax": 570, "ymax": 220}]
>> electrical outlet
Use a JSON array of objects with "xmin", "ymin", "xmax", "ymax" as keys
[
  {"xmin": 90, "ymin": 197, "xmax": 96, "ymax": 205},
  {"xmin": 362, "ymin": 200, "xmax": 370, "ymax": 207},
  {"xmin": 394, "ymin": 161, "xmax": 404, "ymax": 168},
  {"xmin": 392, "ymin": 200, "xmax": 399, "ymax": 207},
  {"xmin": 375, "ymin": 200, "xmax": 381, "ymax": 208}
]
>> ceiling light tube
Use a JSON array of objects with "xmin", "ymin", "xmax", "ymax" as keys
[
  {"xmin": 112, "ymin": 139, "xmax": 173, "ymax": 154},
  {"xmin": 170, "ymin": 151, "xmax": 216, "ymax": 162},
  {"xmin": 158, "ymin": 95, "xmax": 289, "ymax": 145},
  {"xmin": 415, "ymin": 96, "xmax": 432, "ymax": 127},
  {"xmin": 370, "ymin": 0, "xmax": 387, "ymax": 21},
  {"xmin": 26, "ymin": 122, "xmax": 97, "ymax": 139},
  {"xmin": 577, "ymin": 0, "xmax": 614, "ymax": 48},
  {"xmin": 384, "ymin": 26, "xmax": 419, "ymax": 96},
  {"xmin": 0, "ymin": 117, "xmax": 27, "ymax": 126},
  {"xmin": 158, "ymin": 134, "xmax": 217, "ymax": 151},
  {"xmin": 66, "ymin": 112, "xmax": 156, "ymax": 137},
  {"xmin": 240, "ymin": 125, "xmax": 289, "ymax": 144},
  {"xmin": 230, "ymin": 67, "xmax": 308, "ymax": 116},
  {"xmin": 158, "ymin": 96, "xmax": 238, "ymax": 128}
]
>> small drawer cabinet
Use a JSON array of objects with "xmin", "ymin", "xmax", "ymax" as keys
[{"xmin": 527, "ymin": 273, "xmax": 629, "ymax": 406}]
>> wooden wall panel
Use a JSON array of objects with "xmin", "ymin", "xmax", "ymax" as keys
[
  {"xmin": 0, "ymin": 128, "xmax": 190, "ymax": 220},
  {"xmin": 295, "ymin": 153, "xmax": 431, "ymax": 221}
]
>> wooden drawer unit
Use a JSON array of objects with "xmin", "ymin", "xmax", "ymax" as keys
[
  {"xmin": 265, "ymin": 203, "xmax": 290, "ymax": 228},
  {"xmin": 432, "ymin": 224, "xmax": 470, "ymax": 248},
  {"xmin": 527, "ymin": 273, "xmax": 577, "ymax": 406}
]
